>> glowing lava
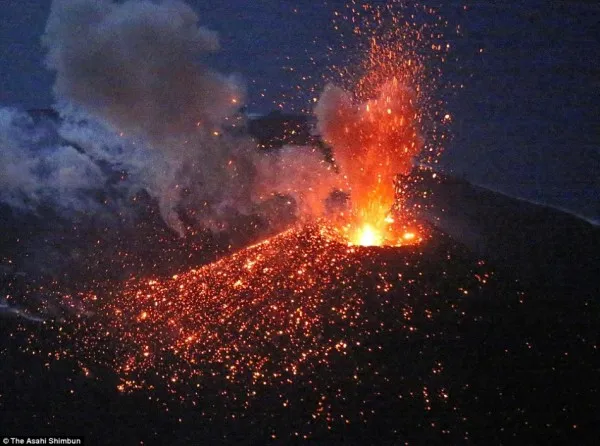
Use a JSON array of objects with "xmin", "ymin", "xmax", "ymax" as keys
[
  {"xmin": 32, "ymin": 219, "xmax": 496, "ymax": 443},
  {"xmin": 346, "ymin": 222, "xmax": 423, "ymax": 247},
  {"xmin": 316, "ymin": 51, "xmax": 426, "ymax": 247},
  {"xmin": 58, "ymin": 223, "xmax": 484, "ymax": 399},
  {"xmin": 403, "ymin": 231, "xmax": 416, "ymax": 241},
  {"xmin": 68, "ymin": 224, "xmax": 411, "ymax": 392},
  {"xmin": 352, "ymin": 224, "xmax": 383, "ymax": 247}
]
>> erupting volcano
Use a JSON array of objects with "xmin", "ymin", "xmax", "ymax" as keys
[
  {"xmin": 312, "ymin": 2, "xmax": 438, "ymax": 248},
  {"xmin": 56, "ymin": 37, "xmax": 438, "ymax": 412},
  {"xmin": 2, "ymin": 1, "xmax": 598, "ymax": 444},
  {"xmin": 41, "ymin": 0, "xmax": 442, "ymax": 402}
]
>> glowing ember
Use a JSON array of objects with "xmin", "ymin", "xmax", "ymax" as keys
[{"xmin": 50, "ymin": 222, "xmax": 489, "ymax": 412}]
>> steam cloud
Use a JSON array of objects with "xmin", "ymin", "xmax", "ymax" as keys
[{"xmin": 0, "ymin": 108, "xmax": 105, "ymax": 214}]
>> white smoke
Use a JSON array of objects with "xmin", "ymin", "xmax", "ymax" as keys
[{"xmin": 0, "ymin": 108, "xmax": 106, "ymax": 215}]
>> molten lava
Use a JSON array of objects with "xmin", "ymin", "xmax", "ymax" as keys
[
  {"xmin": 347, "ymin": 223, "xmax": 422, "ymax": 247},
  {"xmin": 338, "ymin": 217, "xmax": 426, "ymax": 247},
  {"xmin": 353, "ymin": 224, "xmax": 383, "ymax": 247}
]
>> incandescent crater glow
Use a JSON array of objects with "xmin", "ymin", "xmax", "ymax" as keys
[{"xmin": 352, "ymin": 224, "xmax": 383, "ymax": 247}]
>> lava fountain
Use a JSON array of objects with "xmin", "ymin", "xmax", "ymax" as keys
[
  {"xmin": 316, "ymin": 76, "xmax": 424, "ymax": 247},
  {"xmin": 315, "ymin": 4, "xmax": 437, "ymax": 247}
]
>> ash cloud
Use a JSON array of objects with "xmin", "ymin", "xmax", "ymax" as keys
[
  {"xmin": 43, "ymin": 0, "xmax": 242, "ymax": 142},
  {"xmin": 40, "ymin": 0, "xmax": 256, "ymax": 235}
]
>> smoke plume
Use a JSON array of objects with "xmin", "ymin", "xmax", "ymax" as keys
[
  {"xmin": 30, "ymin": 0, "xmax": 342, "ymax": 236},
  {"xmin": 43, "ymin": 0, "xmax": 242, "ymax": 142},
  {"xmin": 40, "ymin": 0, "xmax": 256, "ymax": 234}
]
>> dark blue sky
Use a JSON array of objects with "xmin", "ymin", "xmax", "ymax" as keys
[{"xmin": 1, "ymin": 0, "xmax": 599, "ymax": 221}]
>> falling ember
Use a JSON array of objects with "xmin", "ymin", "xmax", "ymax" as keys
[{"xmin": 16, "ymin": 217, "xmax": 506, "ymax": 441}]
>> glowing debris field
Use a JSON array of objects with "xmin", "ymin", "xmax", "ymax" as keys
[
  {"xmin": 1, "ymin": 222, "xmax": 598, "ymax": 444},
  {"xmin": 62, "ymin": 224, "xmax": 476, "ymax": 393}
]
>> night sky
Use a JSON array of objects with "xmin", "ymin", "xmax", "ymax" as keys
[{"xmin": 1, "ymin": 0, "xmax": 598, "ymax": 223}]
